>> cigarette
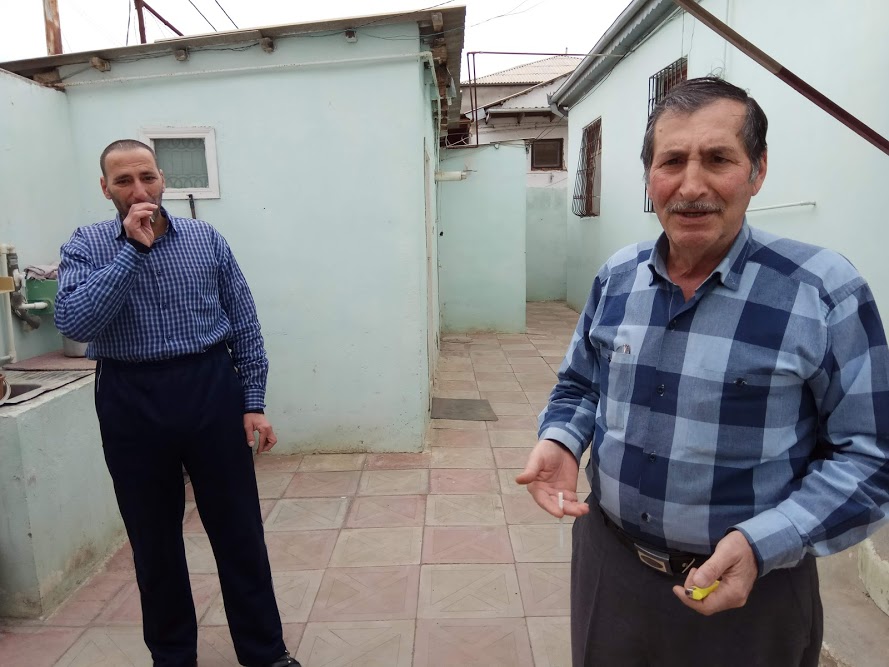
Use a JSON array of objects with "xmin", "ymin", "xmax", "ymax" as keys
[{"xmin": 558, "ymin": 492, "xmax": 564, "ymax": 548}]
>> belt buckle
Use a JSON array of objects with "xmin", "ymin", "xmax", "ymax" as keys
[{"xmin": 634, "ymin": 543, "xmax": 674, "ymax": 575}]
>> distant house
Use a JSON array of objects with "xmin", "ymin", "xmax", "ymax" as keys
[{"xmin": 549, "ymin": 0, "xmax": 889, "ymax": 317}]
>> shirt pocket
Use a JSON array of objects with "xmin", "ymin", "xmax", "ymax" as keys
[{"xmin": 602, "ymin": 349, "xmax": 638, "ymax": 431}]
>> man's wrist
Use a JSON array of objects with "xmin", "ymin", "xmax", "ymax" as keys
[
  {"xmin": 126, "ymin": 237, "xmax": 151, "ymax": 254},
  {"xmin": 245, "ymin": 409, "xmax": 264, "ymax": 414}
]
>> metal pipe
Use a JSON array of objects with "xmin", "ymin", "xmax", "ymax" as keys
[
  {"xmin": 141, "ymin": 1, "xmax": 183, "ymax": 37},
  {"xmin": 16, "ymin": 302, "xmax": 48, "ymax": 311},
  {"xmin": 43, "ymin": 0, "xmax": 62, "ymax": 55},
  {"xmin": 672, "ymin": 0, "xmax": 889, "ymax": 157},
  {"xmin": 135, "ymin": 0, "xmax": 148, "ymax": 44},
  {"xmin": 0, "ymin": 243, "xmax": 16, "ymax": 363},
  {"xmin": 747, "ymin": 201, "xmax": 815, "ymax": 213},
  {"xmin": 58, "ymin": 52, "xmax": 434, "ymax": 88}
]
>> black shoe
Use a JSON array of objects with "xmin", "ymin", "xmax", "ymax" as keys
[{"xmin": 266, "ymin": 652, "xmax": 300, "ymax": 667}]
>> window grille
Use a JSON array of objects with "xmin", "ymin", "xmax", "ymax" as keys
[
  {"xmin": 531, "ymin": 139, "xmax": 564, "ymax": 170},
  {"xmin": 572, "ymin": 118, "xmax": 602, "ymax": 217},
  {"xmin": 644, "ymin": 57, "xmax": 688, "ymax": 211}
]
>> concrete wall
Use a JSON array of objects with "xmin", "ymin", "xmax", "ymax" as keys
[
  {"xmin": 526, "ymin": 186, "xmax": 568, "ymax": 301},
  {"xmin": 54, "ymin": 24, "xmax": 438, "ymax": 453},
  {"xmin": 0, "ymin": 70, "xmax": 80, "ymax": 361},
  {"xmin": 563, "ymin": 0, "xmax": 889, "ymax": 314},
  {"xmin": 438, "ymin": 144, "xmax": 526, "ymax": 332},
  {"xmin": 0, "ymin": 378, "xmax": 123, "ymax": 617}
]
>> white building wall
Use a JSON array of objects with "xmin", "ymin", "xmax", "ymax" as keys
[{"xmin": 564, "ymin": 0, "xmax": 889, "ymax": 315}]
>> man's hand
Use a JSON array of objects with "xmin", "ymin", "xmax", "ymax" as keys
[
  {"xmin": 515, "ymin": 439, "xmax": 591, "ymax": 518},
  {"xmin": 244, "ymin": 412, "xmax": 278, "ymax": 454},
  {"xmin": 123, "ymin": 203, "xmax": 158, "ymax": 247},
  {"xmin": 672, "ymin": 530, "xmax": 758, "ymax": 615}
]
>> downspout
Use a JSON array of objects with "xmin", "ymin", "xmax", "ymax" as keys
[{"xmin": 0, "ymin": 244, "xmax": 16, "ymax": 363}]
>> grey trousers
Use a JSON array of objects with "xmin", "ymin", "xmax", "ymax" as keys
[{"xmin": 571, "ymin": 508, "xmax": 823, "ymax": 667}]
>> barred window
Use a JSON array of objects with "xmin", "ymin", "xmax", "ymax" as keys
[
  {"xmin": 645, "ymin": 57, "xmax": 687, "ymax": 211},
  {"xmin": 140, "ymin": 127, "xmax": 220, "ymax": 199},
  {"xmin": 531, "ymin": 139, "xmax": 564, "ymax": 170},
  {"xmin": 572, "ymin": 118, "xmax": 602, "ymax": 217}
]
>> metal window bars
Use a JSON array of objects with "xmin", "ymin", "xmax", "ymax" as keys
[
  {"xmin": 573, "ymin": 118, "xmax": 602, "ymax": 217},
  {"xmin": 644, "ymin": 57, "xmax": 688, "ymax": 212}
]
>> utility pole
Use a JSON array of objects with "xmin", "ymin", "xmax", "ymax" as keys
[
  {"xmin": 133, "ymin": 0, "xmax": 183, "ymax": 44},
  {"xmin": 43, "ymin": 0, "xmax": 62, "ymax": 55}
]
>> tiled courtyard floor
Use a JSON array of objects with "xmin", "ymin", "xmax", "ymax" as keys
[{"xmin": 0, "ymin": 302, "xmax": 583, "ymax": 667}]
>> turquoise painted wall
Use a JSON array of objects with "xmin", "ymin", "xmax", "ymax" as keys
[
  {"xmin": 53, "ymin": 24, "xmax": 438, "ymax": 453},
  {"xmin": 526, "ymin": 186, "xmax": 567, "ymax": 301},
  {"xmin": 564, "ymin": 0, "xmax": 889, "ymax": 317},
  {"xmin": 0, "ymin": 71, "xmax": 80, "ymax": 360},
  {"xmin": 0, "ymin": 379, "xmax": 122, "ymax": 617},
  {"xmin": 439, "ymin": 145, "xmax": 526, "ymax": 332}
]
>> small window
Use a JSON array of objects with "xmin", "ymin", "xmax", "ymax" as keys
[
  {"xmin": 644, "ymin": 57, "xmax": 687, "ymax": 211},
  {"xmin": 572, "ymin": 118, "xmax": 602, "ymax": 217},
  {"xmin": 140, "ymin": 127, "xmax": 220, "ymax": 199},
  {"xmin": 531, "ymin": 139, "xmax": 564, "ymax": 170}
]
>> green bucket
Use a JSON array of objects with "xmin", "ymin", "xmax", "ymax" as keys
[{"xmin": 24, "ymin": 278, "xmax": 57, "ymax": 315}]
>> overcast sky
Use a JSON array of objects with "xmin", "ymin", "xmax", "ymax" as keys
[{"xmin": 0, "ymin": 0, "xmax": 628, "ymax": 76}]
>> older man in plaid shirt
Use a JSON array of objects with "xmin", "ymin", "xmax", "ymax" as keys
[{"xmin": 518, "ymin": 77, "xmax": 889, "ymax": 666}]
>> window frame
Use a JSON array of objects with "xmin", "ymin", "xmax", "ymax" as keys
[
  {"xmin": 572, "ymin": 118, "xmax": 602, "ymax": 218},
  {"xmin": 530, "ymin": 138, "xmax": 564, "ymax": 170},
  {"xmin": 644, "ymin": 57, "xmax": 687, "ymax": 211},
  {"xmin": 139, "ymin": 127, "xmax": 220, "ymax": 199}
]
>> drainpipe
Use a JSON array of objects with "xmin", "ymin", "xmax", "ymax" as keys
[{"xmin": 0, "ymin": 243, "xmax": 16, "ymax": 364}]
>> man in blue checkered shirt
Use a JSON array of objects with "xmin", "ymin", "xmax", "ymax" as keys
[
  {"xmin": 55, "ymin": 140, "xmax": 300, "ymax": 667},
  {"xmin": 518, "ymin": 78, "xmax": 889, "ymax": 666}
]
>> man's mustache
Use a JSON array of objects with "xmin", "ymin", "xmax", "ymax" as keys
[{"xmin": 665, "ymin": 201, "xmax": 723, "ymax": 213}]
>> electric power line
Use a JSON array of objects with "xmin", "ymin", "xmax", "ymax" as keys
[
  {"xmin": 125, "ymin": 1, "xmax": 132, "ymax": 45},
  {"xmin": 212, "ymin": 0, "xmax": 239, "ymax": 30},
  {"xmin": 186, "ymin": 0, "xmax": 217, "ymax": 32}
]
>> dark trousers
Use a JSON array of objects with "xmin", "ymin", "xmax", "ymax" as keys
[
  {"xmin": 571, "ymin": 505, "xmax": 823, "ymax": 667},
  {"xmin": 95, "ymin": 345, "xmax": 285, "ymax": 667}
]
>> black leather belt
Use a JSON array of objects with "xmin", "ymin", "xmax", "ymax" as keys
[{"xmin": 601, "ymin": 511, "xmax": 711, "ymax": 576}]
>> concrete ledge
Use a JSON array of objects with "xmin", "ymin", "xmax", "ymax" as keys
[{"xmin": 858, "ymin": 526, "xmax": 889, "ymax": 618}]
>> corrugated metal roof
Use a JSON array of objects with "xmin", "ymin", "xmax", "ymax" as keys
[{"xmin": 470, "ymin": 55, "xmax": 581, "ymax": 85}]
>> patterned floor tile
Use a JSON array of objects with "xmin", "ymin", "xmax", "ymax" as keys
[
  {"xmin": 365, "ymin": 452, "xmax": 431, "ymax": 470},
  {"xmin": 283, "ymin": 471, "xmax": 361, "ymax": 497},
  {"xmin": 427, "ymin": 429, "xmax": 490, "ymax": 448},
  {"xmin": 328, "ymin": 527, "xmax": 423, "ymax": 567},
  {"xmin": 425, "ymin": 494, "xmax": 505, "ymax": 526},
  {"xmin": 432, "ymin": 389, "xmax": 481, "ymax": 399},
  {"xmin": 472, "ymin": 363, "xmax": 513, "ymax": 373},
  {"xmin": 480, "ymin": 391, "xmax": 529, "ymax": 404},
  {"xmin": 54, "ymin": 627, "xmax": 148, "ymax": 666},
  {"xmin": 202, "ymin": 570, "xmax": 323, "ymax": 625},
  {"xmin": 430, "ymin": 418, "xmax": 487, "ymax": 430},
  {"xmin": 264, "ymin": 497, "xmax": 350, "ymax": 531},
  {"xmin": 493, "ymin": 448, "xmax": 532, "ymax": 469},
  {"xmin": 429, "ymin": 469, "xmax": 499, "ymax": 494},
  {"xmin": 414, "ymin": 618, "xmax": 534, "ymax": 667},
  {"xmin": 358, "ymin": 469, "xmax": 429, "ymax": 495},
  {"xmin": 435, "ymin": 380, "xmax": 478, "ymax": 392},
  {"xmin": 265, "ymin": 530, "xmax": 338, "ymax": 570},
  {"xmin": 430, "ymin": 448, "xmax": 494, "ymax": 469},
  {"xmin": 184, "ymin": 499, "xmax": 276, "ymax": 534},
  {"xmin": 488, "ymin": 430, "xmax": 539, "ymax": 448},
  {"xmin": 45, "ymin": 572, "xmax": 132, "ymax": 626},
  {"xmin": 498, "ymin": 469, "xmax": 527, "ymax": 495},
  {"xmin": 526, "ymin": 617, "xmax": 572, "ymax": 667},
  {"xmin": 489, "ymin": 416, "xmax": 538, "ymax": 431},
  {"xmin": 184, "ymin": 534, "xmax": 219, "ymax": 573},
  {"xmin": 299, "ymin": 453, "xmax": 366, "ymax": 471},
  {"xmin": 422, "ymin": 527, "xmax": 514, "ymax": 563},
  {"xmin": 515, "ymin": 563, "xmax": 571, "ymax": 616},
  {"xmin": 254, "ymin": 471, "xmax": 295, "ymax": 499},
  {"xmin": 345, "ymin": 495, "xmax": 426, "ymax": 528},
  {"xmin": 96, "ymin": 574, "xmax": 219, "ymax": 625},
  {"xmin": 489, "ymin": 402, "xmax": 536, "ymax": 416},
  {"xmin": 310, "ymin": 565, "xmax": 420, "ymax": 621},
  {"xmin": 252, "ymin": 454, "xmax": 303, "ymax": 472},
  {"xmin": 296, "ymin": 620, "xmax": 414, "ymax": 667},
  {"xmin": 476, "ymin": 380, "xmax": 522, "ymax": 392},
  {"xmin": 102, "ymin": 542, "xmax": 136, "ymax": 574},
  {"xmin": 508, "ymin": 525, "xmax": 572, "ymax": 562},
  {"xmin": 418, "ymin": 564, "xmax": 524, "ymax": 618},
  {"xmin": 196, "ymin": 624, "xmax": 304, "ymax": 666},
  {"xmin": 0, "ymin": 626, "xmax": 86, "ymax": 667},
  {"xmin": 502, "ymin": 493, "xmax": 573, "ymax": 525}
]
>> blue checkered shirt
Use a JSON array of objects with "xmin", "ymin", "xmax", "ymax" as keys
[
  {"xmin": 55, "ymin": 211, "xmax": 269, "ymax": 412},
  {"xmin": 540, "ymin": 222, "xmax": 889, "ymax": 575}
]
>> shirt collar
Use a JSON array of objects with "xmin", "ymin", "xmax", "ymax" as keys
[
  {"xmin": 116, "ymin": 207, "xmax": 175, "ymax": 239},
  {"xmin": 647, "ymin": 219, "xmax": 752, "ymax": 292}
]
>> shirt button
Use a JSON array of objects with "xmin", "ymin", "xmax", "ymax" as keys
[
  {"xmin": 156, "ymin": 269, "xmax": 162, "ymax": 276},
  {"xmin": 656, "ymin": 384, "xmax": 665, "ymax": 396},
  {"xmin": 648, "ymin": 452, "xmax": 656, "ymax": 463},
  {"xmin": 641, "ymin": 512, "xmax": 651, "ymax": 522},
  {"xmin": 668, "ymin": 320, "xmax": 677, "ymax": 330}
]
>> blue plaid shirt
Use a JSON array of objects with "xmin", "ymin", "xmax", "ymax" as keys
[
  {"xmin": 540, "ymin": 222, "xmax": 889, "ymax": 575},
  {"xmin": 55, "ymin": 211, "xmax": 269, "ymax": 412}
]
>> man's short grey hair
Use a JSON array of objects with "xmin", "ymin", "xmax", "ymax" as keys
[
  {"xmin": 641, "ymin": 76, "xmax": 768, "ymax": 184},
  {"xmin": 100, "ymin": 139, "xmax": 158, "ymax": 177}
]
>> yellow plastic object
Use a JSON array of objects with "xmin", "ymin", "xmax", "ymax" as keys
[{"xmin": 685, "ymin": 580, "xmax": 720, "ymax": 601}]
